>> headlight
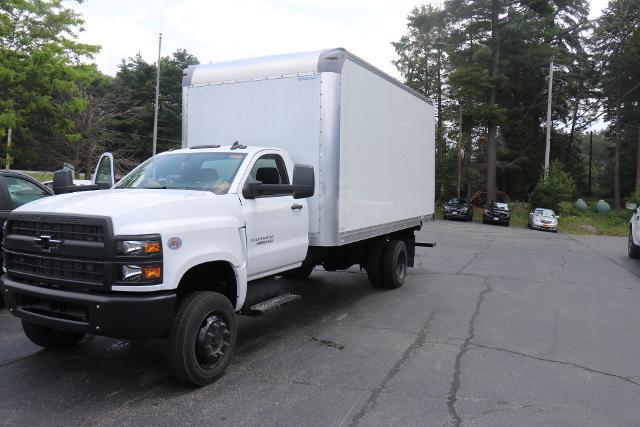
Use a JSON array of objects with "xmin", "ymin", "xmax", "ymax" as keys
[
  {"xmin": 115, "ymin": 235, "xmax": 163, "ymax": 284},
  {"xmin": 484, "ymin": 210, "xmax": 490, "ymax": 215},
  {"xmin": 117, "ymin": 238, "xmax": 162, "ymax": 256},
  {"xmin": 121, "ymin": 265, "xmax": 162, "ymax": 281}
]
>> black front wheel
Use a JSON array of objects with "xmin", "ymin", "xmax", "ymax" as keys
[
  {"xmin": 22, "ymin": 321, "xmax": 84, "ymax": 348},
  {"xmin": 168, "ymin": 291, "xmax": 237, "ymax": 386}
]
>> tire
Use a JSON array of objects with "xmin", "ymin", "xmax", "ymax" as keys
[
  {"xmin": 628, "ymin": 229, "xmax": 640, "ymax": 259},
  {"xmin": 22, "ymin": 320, "xmax": 84, "ymax": 349},
  {"xmin": 168, "ymin": 291, "xmax": 237, "ymax": 386},
  {"xmin": 282, "ymin": 263, "xmax": 314, "ymax": 280},
  {"xmin": 367, "ymin": 239, "xmax": 387, "ymax": 287},
  {"xmin": 381, "ymin": 240, "xmax": 408, "ymax": 289}
]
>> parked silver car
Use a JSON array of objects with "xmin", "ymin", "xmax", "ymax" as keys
[{"xmin": 528, "ymin": 208, "xmax": 559, "ymax": 232}]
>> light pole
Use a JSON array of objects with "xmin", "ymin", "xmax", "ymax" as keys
[
  {"xmin": 152, "ymin": 33, "xmax": 162, "ymax": 156},
  {"xmin": 544, "ymin": 57, "xmax": 554, "ymax": 178}
]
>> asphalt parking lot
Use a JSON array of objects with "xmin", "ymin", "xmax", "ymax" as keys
[{"xmin": 1, "ymin": 220, "xmax": 640, "ymax": 426}]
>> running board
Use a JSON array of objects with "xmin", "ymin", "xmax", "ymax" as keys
[{"xmin": 242, "ymin": 293, "xmax": 301, "ymax": 317}]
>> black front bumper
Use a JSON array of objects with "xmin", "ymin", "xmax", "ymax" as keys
[
  {"xmin": 445, "ymin": 211, "xmax": 471, "ymax": 220},
  {"xmin": 2, "ymin": 276, "xmax": 176, "ymax": 339},
  {"xmin": 483, "ymin": 214, "xmax": 510, "ymax": 224}
]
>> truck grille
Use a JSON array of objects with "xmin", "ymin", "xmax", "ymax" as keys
[
  {"xmin": 3, "ymin": 214, "xmax": 113, "ymax": 289},
  {"xmin": 5, "ymin": 251, "xmax": 105, "ymax": 286},
  {"xmin": 8, "ymin": 219, "xmax": 104, "ymax": 242}
]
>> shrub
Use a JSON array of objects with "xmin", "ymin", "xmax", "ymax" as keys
[
  {"xmin": 528, "ymin": 161, "xmax": 575, "ymax": 212},
  {"xmin": 627, "ymin": 184, "xmax": 640, "ymax": 206}
]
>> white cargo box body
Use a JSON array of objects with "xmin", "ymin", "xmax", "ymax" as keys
[{"xmin": 182, "ymin": 48, "xmax": 435, "ymax": 247}]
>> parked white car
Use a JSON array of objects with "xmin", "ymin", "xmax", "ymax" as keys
[
  {"xmin": 528, "ymin": 208, "xmax": 559, "ymax": 232},
  {"xmin": 628, "ymin": 208, "xmax": 640, "ymax": 258}
]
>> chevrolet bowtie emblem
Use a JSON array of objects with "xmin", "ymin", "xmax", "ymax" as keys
[{"xmin": 33, "ymin": 235, "xmax": 63, "ymax": 252}]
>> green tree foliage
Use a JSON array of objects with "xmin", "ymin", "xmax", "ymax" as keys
[
  {"xmin": 0, "ymin": 0, "xmax": 99, "ymax": 168},
  {"xmin": 394, "ymin": 0, "xmax": 591, "ymax": 203},
  {"xmin": 590, "ymin": 0, "xmax": 640, "ymax": 207},
  {"xmin": 108, "ymin": 50, "xmax": 199, "ymax": 162},
  {"xmin": 528, "ymin": 160, "xmax": 576, "ymax": 211}
]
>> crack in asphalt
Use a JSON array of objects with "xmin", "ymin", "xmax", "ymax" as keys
[
  {"xmin": 348, "ymin": 311, "xmax": 435, "ymax": 426},
  {"xmin": 455, "ymin": 253, "xmax": 480, "ymax": 275},
  {"xmin": 469, "ymin": 342, "xmax": 640, "ymax": 387},
  {"xmin": 447, "ymin": 278, "xmax": 492, "ymax": 427}
]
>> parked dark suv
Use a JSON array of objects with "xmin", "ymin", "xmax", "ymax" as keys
[
  {"xmin": 482, "ymin": 201, "xmax": 511, "ymax": 226},
  {"xmin": 443, "ymin": 198, "xmax": 474, "ymax": 221}
]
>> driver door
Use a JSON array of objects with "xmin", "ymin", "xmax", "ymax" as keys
[{"xmin": 241, "ymin": 153, "xmax": 308, "ymax": 278}]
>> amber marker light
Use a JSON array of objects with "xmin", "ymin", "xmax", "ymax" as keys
[
  {"xmin": 142, "ymin": 266, "xmax": 162, "ymax": 280},
  {"xmin": 143, "ymin": 241, "xmax": 161, "ymax": 254}
]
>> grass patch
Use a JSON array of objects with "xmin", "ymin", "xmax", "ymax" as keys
[
  {"xmin": 20, "ymin": 171, "xmax": 53, "ymax": 182},
  {"xmin": 436, "ymin": 201, "xmax": 631, "ymax": 236}
]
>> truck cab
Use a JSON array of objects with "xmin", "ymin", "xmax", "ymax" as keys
[{"xmin": 2, "ymin": 145, "xmax": 314, "ymax": 385}]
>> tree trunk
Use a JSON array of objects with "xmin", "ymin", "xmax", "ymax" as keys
[
  {"xmin": 486, "ymin": 0, "xmax": 501, "ymax": 203},
  {"xmin": 568, "ymin": 91, "xmax": 581, "ymax": 162},
  {"xmin": 613, "ymin": 82, "xmax": 621, "ymax": 209},
  {"xmin": 636, "ymin": 125, "xmax": 640, "ymax": 189}
]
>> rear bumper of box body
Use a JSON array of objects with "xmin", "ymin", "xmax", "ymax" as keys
[{"xmin": 1, "ymin": 275, "xmax": 176, "ymax": 339}]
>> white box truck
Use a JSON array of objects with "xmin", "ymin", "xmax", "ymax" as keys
[{"xmin": 2, "ymin": 48, "xmax": 435, "ymax": 385}]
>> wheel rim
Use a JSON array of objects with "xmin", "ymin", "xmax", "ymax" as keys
[
  {"xmin": 195, "ymin": 313, "xmax": 231, "ymax": 370},
  {"xmin": 395, "ymin": 250, "xmax": 407, "ymax": 282}
]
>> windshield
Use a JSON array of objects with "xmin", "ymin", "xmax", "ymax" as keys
[
  {"xmin": 115, "ymin": 152, "xmax": 246, "ymax": 194},
  {"xmin": 446, "ymin": 198, "xmax": 467, "ymax": 206},
  {"xmin": 493, "ymin": 202, "xmax": 509, "ymax": 210},
  {"xmin": 535, "ymin": 209, "xmax": 555, "ymax": 217}
]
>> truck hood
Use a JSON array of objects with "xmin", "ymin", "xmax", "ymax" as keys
[{"xmin": 14, "ymin": 189, "xmax": 243, "ymax": 235}]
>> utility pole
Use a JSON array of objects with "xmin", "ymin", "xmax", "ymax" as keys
[
  {"xmin": 5, "ymin": 128, "xmax": 11, "ymax": 170},
  {"xmin": 152, "ymin": 33, "xmax": 162, "ymax": 156},
  {"xmin": 456, "ymin": 105, "xmax": 463, "ymax": 198},
  {"xmin": 544, "ymin": 57, "xmax": 554, "ymax": 178},
  {"xmin": 589, "ymin": 131, "xmax": 593, "ymax": 197}
]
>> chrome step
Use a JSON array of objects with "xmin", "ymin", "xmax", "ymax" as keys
[{"xmin": 249, "ymin": 293, "xmax": 300, "ymax": 314}]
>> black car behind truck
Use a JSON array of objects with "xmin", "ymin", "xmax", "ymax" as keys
[
  {"xmin": 482, "ymin": 201, "xmax": 511, "ymax": 226},
  {"xmin": 443, "ymin": 198, "xmax": 474, "ymax": 221}
]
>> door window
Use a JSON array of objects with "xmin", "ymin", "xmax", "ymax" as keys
[
  {"xmin": 249, "ymin": 154, "xmax": 289, "ymax": 186},
  {"xmin": 5, "ymin": 176, "xmax": 50, "ymax": 208}
]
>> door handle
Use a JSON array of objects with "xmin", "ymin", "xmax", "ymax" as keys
[{"xmin": 291, "ymin": 204, "xmax": 303, "ymax": 211}]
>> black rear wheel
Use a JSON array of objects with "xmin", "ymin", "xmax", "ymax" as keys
[
  {"xmin": 381, "ymin": 240, "xmax": 408, "ymax": 289},
  {"xmin": 22, "ymin": 321, "xmax": 84, "ymax": 348},
  {"xmin": 168, "ymin": 291, "xmax": 237, "ymax": 385},
  {"xmin": 367, "ymin": 239, "xmax": 387, "ymax": 287},
  {"xmin": 282, "ymin": 262, "xmax": 314, "ymax": 280}
]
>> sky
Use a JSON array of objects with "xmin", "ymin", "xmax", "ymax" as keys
[{"xmin": 68, "ymin": 0, "xmax": 611, "ymax": 80}]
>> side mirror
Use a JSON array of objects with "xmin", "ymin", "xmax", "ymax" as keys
[
  {"xmin": 556, "ymin": 215, "xmax": 560, "ymax": 219},
  {"xmin": 242, "ymin": 177, "xmax": 261, "ymax": 199},
  {"xmin": 292, "ymin": 164, "xmax": 314, "ymax": 199}
]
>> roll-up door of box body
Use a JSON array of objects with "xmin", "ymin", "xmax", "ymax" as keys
[
  {"xmin": 184, "ymin": 75, "xmax": 322, "ymax": 237},
  {"xmin": 338, "ymin": 59, "xmax": 435, "ymax": 234}
]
